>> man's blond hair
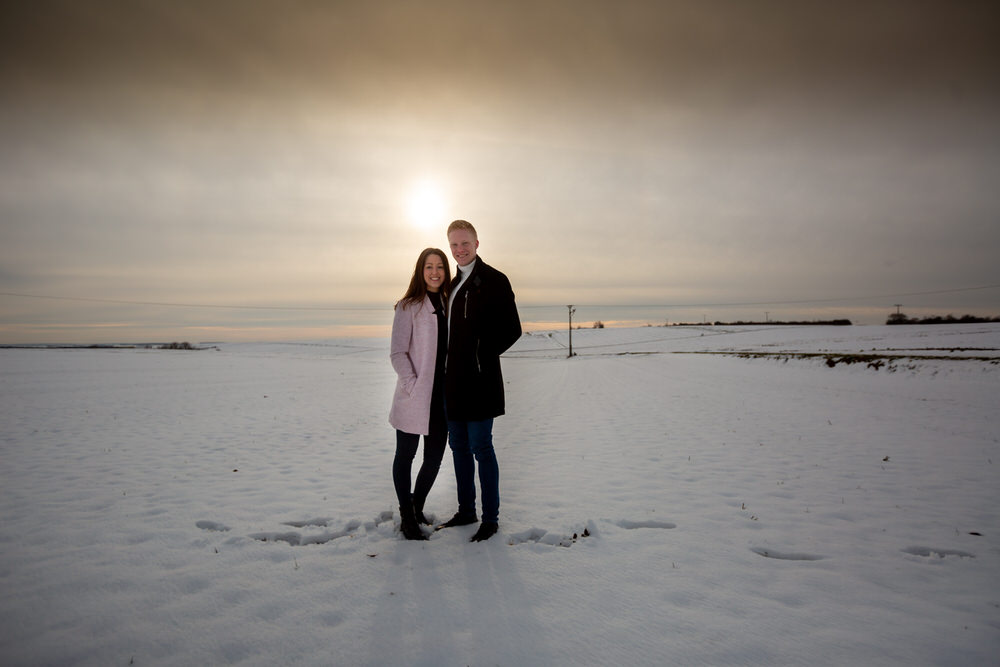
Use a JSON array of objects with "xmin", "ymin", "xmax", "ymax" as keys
[{"xmin": 447, "ymin": 219, "xmax": 478, "ymax": 239}]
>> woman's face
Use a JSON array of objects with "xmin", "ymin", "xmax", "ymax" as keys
[{"xmin": 422, "ymin": 253, "xmax": 446, "ymax": 293}]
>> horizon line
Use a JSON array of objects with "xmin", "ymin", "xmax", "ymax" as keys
[{"xmin": 2, "ymin": 283, "xmax": 999, "ymax": 312}]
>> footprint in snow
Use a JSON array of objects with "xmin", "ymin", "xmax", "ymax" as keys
[
  {"xmin": 902, "ymin": 546, "xmax": 975, "ymax": 559},
  {"xmin": 282, "ymin": 517, "xmax": 334, "ymax": 528},
  {"xmin": 195, "ymin": 520, "xmax": 230, "ymax": 532},
  {"xmin": 197, "ymin": 512, "xmax": 395, "ymax": 547},
  {"xmin": 751, "ymin": 547, "xmax": 826, "ymax": 561},
  {"xmin": 507, "ymin": 527, "xmax": 589, "ymax": 548},
  {"xmin": 507, "ymin": 518, "xmax": 675, "ymax": 547},
  {"xmin": 249, "ymin": 515, "xmax": 388, "ymax": 546}
]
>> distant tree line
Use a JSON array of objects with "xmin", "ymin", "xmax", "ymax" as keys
[
  {"xmin": 886, "ymin": 313, "xmax": 1000, "ymax": 325},
  {"xmin": 671, "ymin": 319, "xmax": 852, "ymax": 327},
  {"xmin": 156, "ymin": 341, "xmax": 217, "ymax": 350}
]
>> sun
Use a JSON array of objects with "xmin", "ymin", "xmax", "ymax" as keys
[{"xmin": 406, "ymin": 179, "xmax": 447, "ymax": 232}]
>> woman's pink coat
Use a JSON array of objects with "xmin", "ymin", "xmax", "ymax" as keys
[{"xmin": 388, "ymin": 295, "xmax": 439, "ymax": 436}]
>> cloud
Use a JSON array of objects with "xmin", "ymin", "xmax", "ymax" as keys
[{"xmin": 1, "ymin": 1, "xmax": 997, "ymax": 341}]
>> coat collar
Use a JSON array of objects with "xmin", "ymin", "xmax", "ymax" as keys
[{"xmin": 452, "ymin": 257, "xmax": 485, "ymax": 290}]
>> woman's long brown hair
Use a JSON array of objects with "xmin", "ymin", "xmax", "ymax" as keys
[{"xmin": 395, "ymin": 248, "xmax": 451, "ymax": 310}]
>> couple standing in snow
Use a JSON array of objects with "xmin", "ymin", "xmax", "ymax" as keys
[{"xmin": 388, "ymin": 220, "xmax": 522, "ymax": 542}]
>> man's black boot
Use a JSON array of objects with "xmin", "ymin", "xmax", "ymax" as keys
[
  {"xmin": 470, "ymin": 522, "xmax": 498, "ymax": 542},
  {"xmin": 436, "ymin": 512, "xmax": 478, "ymax": 530}
]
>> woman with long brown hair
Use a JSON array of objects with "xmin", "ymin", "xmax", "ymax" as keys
[{"xmin": 388, "ymin": 248, "xmax": 451, "ymax": 540}]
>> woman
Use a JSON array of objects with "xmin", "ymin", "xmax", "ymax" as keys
[{"xmin": 389, "ymin": 248, "xmax": 451, "ymax": 540}]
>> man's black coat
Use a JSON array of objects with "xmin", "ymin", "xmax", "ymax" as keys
[{"xmin": 445, "ymin": 257, "xmax": 521, "ymax": 421}]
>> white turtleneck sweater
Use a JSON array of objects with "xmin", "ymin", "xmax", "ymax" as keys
[
  {"xmin": 447, "ymin": 259, "xmax": 476, "ymax": 347},
  {"xmin": 448, "ymin": 259, "xmax": 476, "ymax": 321}
]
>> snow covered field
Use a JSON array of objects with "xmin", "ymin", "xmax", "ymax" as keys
[{"xmin": 1, "ymin": 324, "xmax": 998, "ymax": 666}]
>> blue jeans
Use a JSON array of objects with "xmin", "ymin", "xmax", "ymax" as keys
[{"xmin": 447, "ymin": 418, "xmax": 500, "ymax": 524}]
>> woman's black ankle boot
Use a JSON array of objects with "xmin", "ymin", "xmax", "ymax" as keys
[{"xmin": 399, "ymin": 506, "xmax": 428, "ymax": 541}]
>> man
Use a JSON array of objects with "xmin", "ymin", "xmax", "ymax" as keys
[{"xmin": 438, "ymin": 220, "xmax": 521, "ymax": 542}]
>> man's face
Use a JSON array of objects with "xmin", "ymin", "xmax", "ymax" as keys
[{"xmin": 449, "ymin": 229, "xmax": 479, "ymax": 267}]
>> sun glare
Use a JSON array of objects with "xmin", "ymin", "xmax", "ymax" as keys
[{"xmin": 406, "ymin": 180, "xmax": 447, "ymax": 231}]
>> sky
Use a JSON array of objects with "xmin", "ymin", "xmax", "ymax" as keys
[{"xmin": 1, "ymin": 0, "xmax": 998, "ymax": 342}]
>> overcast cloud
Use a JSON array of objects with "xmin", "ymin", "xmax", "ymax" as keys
[{"xmin": 1, "ymin": 0, "xmax": 998, "ymax": 342}]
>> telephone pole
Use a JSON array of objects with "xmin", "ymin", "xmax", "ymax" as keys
[{"xmin": 567, "ymin": 305, "xmax": 576, "ymax": 358}]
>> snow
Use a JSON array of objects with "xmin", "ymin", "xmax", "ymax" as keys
[{"xmin": 1, "ymin": 324, "xmax": 998, "ymax": 666}]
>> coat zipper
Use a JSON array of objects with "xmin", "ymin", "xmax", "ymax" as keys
[{"xmin": 463, "ymin": 290, "xmax": 478, "ymax": 371}]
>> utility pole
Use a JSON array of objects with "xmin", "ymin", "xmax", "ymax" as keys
[
  {"xmin": 894, "ymin": 304, "xmax": 903, "ymax": 315},
  {"xmin": 567, "ymin": 305, "xmax": 576, "ymax": 358}
]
